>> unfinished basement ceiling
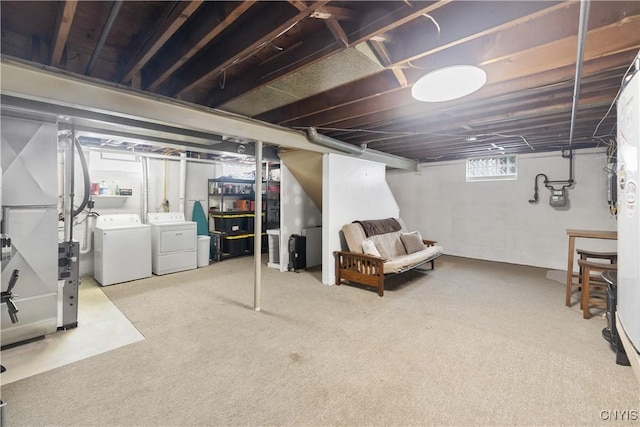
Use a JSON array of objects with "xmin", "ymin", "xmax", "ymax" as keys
[
  {"xmin": 222, "ymin": 44, "xmax": 385, "ymax": 116},
  {"xmin": 1, "ymin": 1, "xmax": 639, "ymax": 162}
]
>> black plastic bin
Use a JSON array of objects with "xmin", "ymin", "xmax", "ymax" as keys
[
  {"xmin": 212, "ymin": 214, "xmax": 244, "ymax": 233},
  {"xmin": 223, "ymin": 235, "xmax": 248, "ymax": 256}
]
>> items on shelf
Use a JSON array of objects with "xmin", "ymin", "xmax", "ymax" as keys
[{"xmin": 207, "ymin": 177, "xmax": 280, "ymax": 260}]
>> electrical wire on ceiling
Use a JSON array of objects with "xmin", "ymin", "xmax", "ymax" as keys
[
  {"xmin": 592, "ymin": 58, "xmax": 638, "ymax": 140},
  {"xmin": 219, "ymin": 69, "xmax": 226, "ymax": 89},
  {"xmin": 422, "ymin": 14, "xmax": 441, "ymax": 38},
  {"xmin": 593, "ymin": 133, "xmax": 617, "ymax": 148},
  {"xmin": 215, "ymin": 18, "xmax": 303, "ymax": 90},
  {"xmin": 405, "ymin": 61, "xmax": 427, "ymax": 70},
  {"xmin": 477, "ymin": 132, "xmax": 535, "ymax": 151},
  {"xmin": 401, "ymin": 14, "xmax": 441, "ymax": 71}
]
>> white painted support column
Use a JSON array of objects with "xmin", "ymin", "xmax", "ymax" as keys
[
  {"xmin": 179, "ymin": 152, "xmax": 186, "ymax": 216},
  {"xmin": 254, "ymin": 141, "xmax": 263, "ymax": 311}
]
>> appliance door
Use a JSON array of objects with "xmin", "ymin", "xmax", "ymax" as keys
[
  {"xmin": 617, "ymin": 68, "xmax": 640, "ymax": 352},
  {"xmin": 94, "ymin": 227, "xmax": 151, "ymax": 286},
  {"xmin": 160, "ymin": 225, "xmax": 197, "ymax": 254}
]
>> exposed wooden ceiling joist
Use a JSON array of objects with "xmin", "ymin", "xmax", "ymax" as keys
[
  {"xmin": 1, "ymin": 0, "xmax": 638, "ymax": 162},
  {"xmin": 50, "ymin": 0, "xmax": 77, "ymax": 67},
  {"xmin": 119, "ymin": 0, "xmax": 203, "ymax": 84}
]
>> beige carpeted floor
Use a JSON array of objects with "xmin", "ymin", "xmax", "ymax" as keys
[{"xmin": 1, "ymin": 255, "xmax": 638, "ymax": 426}]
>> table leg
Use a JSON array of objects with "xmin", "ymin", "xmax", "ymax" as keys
[{"xmin": 565, "ymin": 235, "xmax": 576, "ymax": 306}]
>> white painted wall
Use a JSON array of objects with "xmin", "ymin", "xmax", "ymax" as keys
[
  {"xmin": 322, "ymin": 154, "xmax": 399, "ymax": 285},
  {"xmin": 74, "ymin": 149, "xmax": 253, "ymax": 277},
  {"xmin": 279, "ymin": 163, "xmax": 322, "ymax": 272},
  {"xmin": 387, "ymin": 148, "xmax": 617, "ymax": 271}
]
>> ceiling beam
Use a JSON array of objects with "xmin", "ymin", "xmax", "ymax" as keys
[
  {"xmin": 50, "ymin": 0, "xmax": 77, "ymax": 67},
  {"xmin": 258, "ymin": 1, "xmax": 637, "ymax": 127},
  {"xmin": 388, "ymin": 1, "xmax": 567, "ymax": 67},
  {"xmin": 347, "ymin": 0, "xmax": 452, "ymax": 45},
  {"xmin": 321, "ymin": 51, "xmax": 636, "ymax": 133},
  {"xmin": 324, "ymin": 18, "xmax": 349, "ymax": 47},
  {"xmin": 277, "ymin": 19, "xmax": 639, "ymax": 130},
  {"xmin": 338, "ymin": 71, "xmax": 623, "ymax": 145},
  {"xmin": 310, "ymin": 6, "xmax": 355, "ymax": 21},
  {"xmin": 289, "ymin": 1, "xmax": 349, "ymax": 47},
  {"xmin": 206, "ymin": 27, "xmax": 341, "ymax": 108},
  {"xmin": 144, "ymin": 1, "xmax": 257, "ymax": 91},
  {"xmin": 0, "ymin": 59, "xmax": 321, "ymax": 154},
  {"xmin": 256, "ymin": 70, "xmax": 402, "ymax": 123},
  {"xmin": 170, "ymin": 1, "xmax": 331, "ymax": 98},
  {"xmin": 119, "ymin": 1, "xmax": 202, "ymax": 84},
  {"xmin": 368, "ymin": 39, "xmax": 408, "ymax": 87},
  {"xmin": 204, "ymin": 2, "xmax": 452, "ymax": 110}
]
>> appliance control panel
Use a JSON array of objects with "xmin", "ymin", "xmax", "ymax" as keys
[{"xmin": 147, "ymin": 212, "xmax": 186, "ymax": 224}]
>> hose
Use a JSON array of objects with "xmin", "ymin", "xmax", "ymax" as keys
[{"xmin": 72, "ymin": 136, "xmax": 91, "ymax": 217}]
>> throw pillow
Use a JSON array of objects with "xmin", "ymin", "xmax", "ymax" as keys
[
  {"xmin": 362, "ymin": 239, "xmax": 383, "ymax": 258},
  {"xmin": 401, "ymin": 231, "xmax": 425, "ymax": 254}
]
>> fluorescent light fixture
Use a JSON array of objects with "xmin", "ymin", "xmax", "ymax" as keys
[{"xmin": 411, "ymin": 65, "xmax": 487, "ymax": 102}]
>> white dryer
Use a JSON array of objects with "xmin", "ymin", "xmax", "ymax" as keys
[
  {"xmin": 147, "ymin": 212, "xmax": 197, "ymax": 275},
  {"xmin": 94, "ymin": 214, "xmax": 152, "ymax": 286}
]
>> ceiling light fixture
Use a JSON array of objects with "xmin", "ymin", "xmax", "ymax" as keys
[{"xmin": 411, "ymin": 65, "xmax": 487, "ymax": 102}]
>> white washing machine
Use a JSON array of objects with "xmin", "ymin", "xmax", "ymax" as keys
[
  {"xmin": 148, "ymin": 212, "xmax": 197, "ymax": 275},
  {"xmin": 94, "ymin": 214, "xmax": 152, "ymax": 286}
]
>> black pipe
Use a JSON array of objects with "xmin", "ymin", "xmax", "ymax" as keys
[
  {"xmin": 85, "ymin": 1, "xmax": 122, "ymax": 75},
  {"xmin": 529, "ymin": 173, "xmax": 548, "ymax": 203}
]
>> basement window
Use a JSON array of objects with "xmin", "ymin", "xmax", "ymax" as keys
[{"xmin": 466, "ymin": 154, "xmax": 518, "ymax": 181}]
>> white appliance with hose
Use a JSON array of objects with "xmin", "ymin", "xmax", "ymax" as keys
[
  {"xmin": 94, "ymin": 214, "xmax": 151, "ymax": 286},
  {"xmin": 147, "ymin": 212, "xmax": 197, "ymax": 275},
  {"xmin": 616, "ymin": 53, "xmax": 640, "ymax": 368}
]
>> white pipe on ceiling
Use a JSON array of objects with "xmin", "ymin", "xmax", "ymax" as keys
[
  {"xmin": 307, "ymin": 127, "xmax": 418, "ymax": 171},
  {"xmin": 179, "ymin": 153, "xmax": 187, "ymax": 216}
]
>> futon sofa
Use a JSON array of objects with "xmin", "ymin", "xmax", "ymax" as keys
[{"xmin": 334, "ymin": 218, "xmax": 443, "ymax": 296}]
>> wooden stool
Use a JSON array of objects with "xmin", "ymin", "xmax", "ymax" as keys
[
  {"xmin": 577, "ymin": 249, "xmax": 617, "ymax": 265},
  {"xmin": 577, "ymin": 259, "xmax": 617, "ymax": 319},
  {"xmin": 566, "ymin": 249, "xmax": 617, "ymax": 308}
]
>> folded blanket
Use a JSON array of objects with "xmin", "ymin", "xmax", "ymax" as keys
[{"xmin": 354, "ymin": 218, "xmax": 401, "ymax": 237}]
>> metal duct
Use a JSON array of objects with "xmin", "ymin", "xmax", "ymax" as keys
[
  {"xmin": 306, "ymin": 127, "xmax": 417, "ymax": 171},
  {"xmin": 307, "ymin": 127, "xmax": 363, "ymax": 154}
]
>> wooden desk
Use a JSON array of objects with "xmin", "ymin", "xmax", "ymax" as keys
[{"xmin": 565, "ymin": 229, "xmax": 617, "ymax": 306}]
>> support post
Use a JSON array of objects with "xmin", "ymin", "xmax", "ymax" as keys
[{"xmin": 254, "ymin": 141, "xmax": 263, "ymax": 311}]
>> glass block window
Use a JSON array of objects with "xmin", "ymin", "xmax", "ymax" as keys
[{"xmin": 466, "ymin": 154, "xmax": 518, "ymax": 181}]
